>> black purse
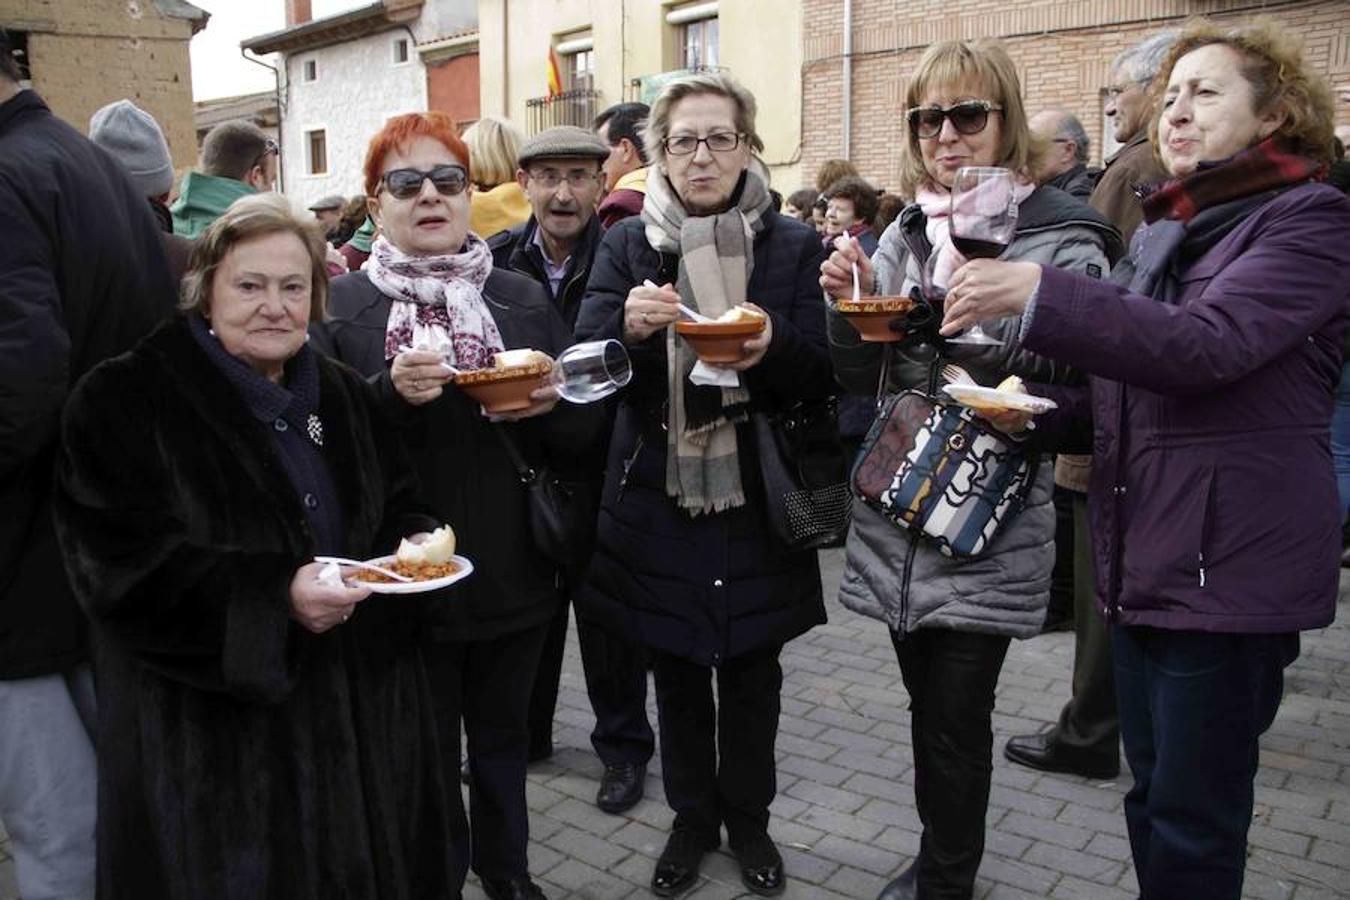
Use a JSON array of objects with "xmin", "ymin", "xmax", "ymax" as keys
[
  {"xmin": 754, "ymin": 397, "xmax": 852, "ymax": 551},
  {"xmin": 494, "ymin": 425, "xmax": 598, "ymax": 567}
]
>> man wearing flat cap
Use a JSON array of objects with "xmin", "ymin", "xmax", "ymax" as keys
[
  {"xmin": 489, "ymin": 125, "xmax": 655, "ymax": 816},
  {"xmin": 308, "ymin": 194, "xmax": 345, "ymax": 240}
]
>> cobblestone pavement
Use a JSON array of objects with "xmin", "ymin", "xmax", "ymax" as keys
[{"xmin": 4, "ymin": 558, "xmax": 1347, "ymax": 899}]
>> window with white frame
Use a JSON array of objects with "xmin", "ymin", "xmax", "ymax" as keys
[
  {"xmin": 306, "ymin": 129, "xmax": 327, "ymax": 175},
  {"xmin": 393, "ymin": 37, "xmax": 410, "ymax": 65},
  {"xmin": 302, "ymin": 58, "xmax": 318, "ymax": 82}
]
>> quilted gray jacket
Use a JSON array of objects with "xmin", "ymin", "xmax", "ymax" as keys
[{"xmin": 828, "ymin": 185, "xmax": 1121, "ymax": 638}]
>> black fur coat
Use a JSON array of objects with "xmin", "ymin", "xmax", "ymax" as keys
[{"xmin": 53, "ymin": 316, "xmax": 457, "ymax": 899}]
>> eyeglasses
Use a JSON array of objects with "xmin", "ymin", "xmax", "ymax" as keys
[
  {"xmin": 663, "ymin": 132, "xmax": 743, "ymax": 156},
  {"xmin": 527, "ymin": 169, "xmax": 601, "ymax": 189},
  {"xmin": 905, "ymin": 101, "xmax": 1002, "ymax": 139},
  {"xmin": 379, "ymin": 165, "xmax": 469, "ymax": 200},
  {"xmin": 251, "ymin": 138, "xmax": 279, "ymax": 171}
]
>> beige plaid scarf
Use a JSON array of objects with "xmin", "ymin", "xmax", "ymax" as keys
[{"xmin": 641, "ymin": 165, "xmax": 772, "ymax": 514}]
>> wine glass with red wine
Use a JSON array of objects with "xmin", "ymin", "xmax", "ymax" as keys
[{"xmin": 946, "ymin": 166, "xmax": 1019, "ymax": 346}]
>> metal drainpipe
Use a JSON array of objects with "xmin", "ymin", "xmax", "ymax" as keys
[
  {"xmin": 842, "ymin": 0, "xmax": 852, "ymax": 160},
  {"xmin": 240, "ymin": 48, "xmax": 283, "ymax": 193}
]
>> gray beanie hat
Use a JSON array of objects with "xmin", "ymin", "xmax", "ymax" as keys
[
  {"xmin": 517, "ymin": 125, "xmax": 610, "ymax": 168},
  {"xmin": 89, "ymin": 99, "xmax": 175, "ymax": 198}
]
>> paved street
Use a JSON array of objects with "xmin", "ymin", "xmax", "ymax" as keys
[{"xmin": 4, "ymin": 556, "xmax": 1348, "ymax": 899}]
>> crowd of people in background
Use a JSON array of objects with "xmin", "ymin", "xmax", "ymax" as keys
[{"xmin": 2, "ymin": 14, "xmax": 1350, "ymax": 900}]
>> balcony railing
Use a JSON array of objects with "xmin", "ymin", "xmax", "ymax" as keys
[
  {"xmin": 525, "ymin": 89, "xmax": 602, "ymax": 134},
  {"xmin": 627, "ymin": 66, "xmax": 727, "ymax": 105}
]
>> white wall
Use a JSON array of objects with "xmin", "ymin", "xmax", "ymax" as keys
[{"xmin": 282, "ymin": 29, "xmax": 429, "ymax": 209}]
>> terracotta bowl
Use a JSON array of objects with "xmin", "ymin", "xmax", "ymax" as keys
[
  {"xmin": 675, "ymin": 318, "xmax": 767, "ymax": 364},
  {"xmin": 836, "ymin": 296, "xmax": 914, "ymax": 342},
  {"xmin": 452, "ymin": 360, "xmax": 553, "ymax": 413}
]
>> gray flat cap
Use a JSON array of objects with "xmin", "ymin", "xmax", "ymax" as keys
[
  {"xmin": 517, "ymin": 126, "xmax": 610, "ymax": 168},
  {"xmin": 308, "ymin": 194, "xmax": 345, "ymax": 211}
]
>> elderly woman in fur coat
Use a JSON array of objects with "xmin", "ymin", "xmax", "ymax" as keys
[{"xmin": 53, "ymin": 194, "xmax": 457, "ymax": 900}]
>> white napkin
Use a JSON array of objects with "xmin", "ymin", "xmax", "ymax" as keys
[
  {"xmin": 316, "ymin": 562, "xmax": 346, "ymax": 588},
  {"xmin": 689, "ymin": 361, "xmax": 741, "ymax": 388}
]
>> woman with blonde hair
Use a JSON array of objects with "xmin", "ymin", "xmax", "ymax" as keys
[
  {"xmin": 941, "ymin": 19, "xmax": 1349, "ymax": 898},
  {"xmin": 820, "ymin": 39, "xmax": 1121, "ymax": 900},
  {"xmin": 463, "ymin": 115, "xmax": 531, "ymax": 237}
]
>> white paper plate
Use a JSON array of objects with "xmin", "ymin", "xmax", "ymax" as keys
[
  {"xmin": 350, "ymin": 554, "xmax": 474, "ymax": 594},
  {"xmin": 942, "ymin": 384, "xmax": 1058, "ymax": 414}
]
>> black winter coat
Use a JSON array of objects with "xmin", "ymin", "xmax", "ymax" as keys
[
  {"xmin": 0, "ymin": 90, "xmax": 175, "ymax": 678},
  {"xmin": 52, "ymin": 317, "xmax": 455, "ymax": 899},
  {"xmin": 574, "ymin": 209, "xmax": 833, "ymax": 666},
  {"xmin": 488, "ymin": 214, "xmax": 602, "ymax": 331},
  {"xmin": 314, "ymin": 269, "xmax": 604, "ymax": 642}
]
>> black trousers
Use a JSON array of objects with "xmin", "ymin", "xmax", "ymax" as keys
[
  {"xmin": 892, "ymin": 627, "xmax": 1011, "ymax": 900},
  {"xmin": 650, "ymin": 644, "xmax": 783, "ymax": 849},
  {"xmin": 1046, "ymin": 484, "xmax": 1076, "ymax": 628},
  {"xmin": 527, "ymin": 595, "xmax": 655, "ymax": 766},
  {"xmin": 1050, "ymin": 492, "xmax": 1119, "ymax": 763},
  {"xmin": 424, "ymin": 623, "xmax": 550, "ymax": 888}
]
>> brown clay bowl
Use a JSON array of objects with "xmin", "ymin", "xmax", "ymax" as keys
[
  {"xmin": 836, "ymin": 295, "xmax": 914, "ymax": 342},
  {"xmin": 675, "ymin": 318, "xmax": 767, "ymax": 364},
  {"xmin": 452, "ymin": 360, "xmax": 553, "ymax": 413}
]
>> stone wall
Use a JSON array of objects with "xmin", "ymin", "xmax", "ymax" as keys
[
  {"xmin": 799, "ymin": 0, "xmax": 1350, "ymax": 194},
  {"xmin": 5, "ymin": 0, "xmax": 201, "ymax": 171}
]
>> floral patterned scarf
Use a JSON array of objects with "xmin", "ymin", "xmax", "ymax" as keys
[{"xmin": 366, "ymin": 233, "xmax": 503, "ymax": 368}]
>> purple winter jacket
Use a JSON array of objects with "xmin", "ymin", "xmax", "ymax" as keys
[{"xmin": 1027, "ymin": 182, "xmax": 1350, "ymax": 633}]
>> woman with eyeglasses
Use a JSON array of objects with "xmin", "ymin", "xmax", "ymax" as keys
[
  {"xmin": 576, "ymin": 71, "xmax": 834, "ymax": 898},
  {"xmin": 314, "ymin": 112, "xmax": 601, "ymax": 900},
  {"xmin": 818, "ymin": 40, "xmax": 1121, "ymax": 900}
]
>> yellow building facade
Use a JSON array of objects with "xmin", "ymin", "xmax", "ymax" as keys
[{"xmin": 478, "ymin": 0, "xmax": 806, "ymax": 191}]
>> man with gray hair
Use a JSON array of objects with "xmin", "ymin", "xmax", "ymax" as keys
[
  {"xmin": 1029, "ymin": 108, "xmax": 1097, "ymax": 199},
  {"xmin": 171, "ymin": 119, "xmax": 277, "ymax": 238},
  {"xmin": 1004, "ymin": 30, "xmax": 1175, "ymax": 783}
]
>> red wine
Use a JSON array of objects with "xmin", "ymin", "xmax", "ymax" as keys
[{"xmin": 951, "ymin": 235, "xmax": 1008, "ymax": 259}]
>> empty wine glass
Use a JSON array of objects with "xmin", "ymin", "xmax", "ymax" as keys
[
  {"xmin": 946, "ymin": 166, "xmax": 1019, "ymax": 346},
  {"xmin": 551, "ymin": 340, "xmax": 632, "ymax": 403}
]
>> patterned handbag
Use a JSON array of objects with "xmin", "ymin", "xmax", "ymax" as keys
[{"xmin": 851, "ymin": 389, "xmax": 1040, "ymax": 558}]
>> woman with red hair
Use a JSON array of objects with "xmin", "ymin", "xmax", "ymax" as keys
[{"xmin": 314, "ymin": 112, "xmax": 601, "ymax": 900}]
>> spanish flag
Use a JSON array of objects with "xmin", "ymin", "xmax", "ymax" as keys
[{"xmin": 546, "ymin": 46, "xmax": 563, "ymax": 97}]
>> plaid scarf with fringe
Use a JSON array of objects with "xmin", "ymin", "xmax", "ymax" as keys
[
  {"xmin": 1142, "ymin": 137, "xmax": 1325, "ymax": 225},
  {"xmin": 641, "ymin": 167, "xmax": 771, "ymax": 514}
]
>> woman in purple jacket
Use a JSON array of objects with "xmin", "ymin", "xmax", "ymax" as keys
[{"xmin": 939, "ymin": 19, "xmax": 1350, "ymax": 900}]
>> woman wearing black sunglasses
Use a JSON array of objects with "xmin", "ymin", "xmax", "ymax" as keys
[
  {"xmin": 312, "ymin": 112, "xmax": 601, "ymax": 900},
  {"xmin": 819, "ymin": 40, "xmax": 1121, "ymax": 900}
]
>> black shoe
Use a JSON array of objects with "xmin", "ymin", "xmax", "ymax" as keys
[
  {"xmin": 733, "ymin": 834, "xmax": 785, "ymax": 896},
  {"xmin": 1004, "ymin": 731, "xmax": 1119, "ymax": 779},
  {"xmin": 595, "ymin": 762, "xmax": 645, "ymax": 813},
  {"xmin": 651, "ymin": 829, "xmax": 716, "ymax": 897},
  {"xmin": 528, "ymin": 741, "xmax": 553, "ymax": 764},
  {"xmin": 877, "ymin": 862, "xmax": 916, "ymax": 900},
  {"xmin": 481, "ymin": 875, "xmax": 546, "ymax": 900}
]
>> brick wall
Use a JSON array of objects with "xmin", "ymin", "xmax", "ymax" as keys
[
  {"xmin": 6, "ymin": 0, "xmax": 201, "ymax": 171},
  {"xmin": 799, "ymin": 0, "xmax": 1350, "ymax": 194}
]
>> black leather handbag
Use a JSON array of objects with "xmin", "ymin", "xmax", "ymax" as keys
[
  {"xmin": 494, "ymin": 426, "xmax": 597, "ymax": 567},
  {"xmin": 755, "ymin": 397, "xmax": 852, "ymax": 551}
]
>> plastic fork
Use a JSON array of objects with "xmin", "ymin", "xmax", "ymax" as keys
[
  {"xmin": 941, "ymin": 364, "xmax": 977, "ymax": 386},
  {"xmin": 314, "ymin": 555, "xmax": 413, "ymax": 583}
]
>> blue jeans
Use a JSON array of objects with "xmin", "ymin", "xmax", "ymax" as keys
[
  {"xmin": 0, "ymin": 665, "xmax": 97, "ymax": 900},
  {"xmin": 1332, "ymin": 362, "xmax": 1350, "ymax": 523},
  {"xmin": 1112, "ymin": 626, "xmax": 1295, "ymax": 900}
]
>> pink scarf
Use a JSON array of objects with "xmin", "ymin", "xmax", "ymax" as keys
[
  {"xmin": 366, "ymin": 234, "xmax": 504, "ymax": 369},
  {"xmin": 915, "ymin": 178, "xmax": 1035, "ymax": 288}
]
